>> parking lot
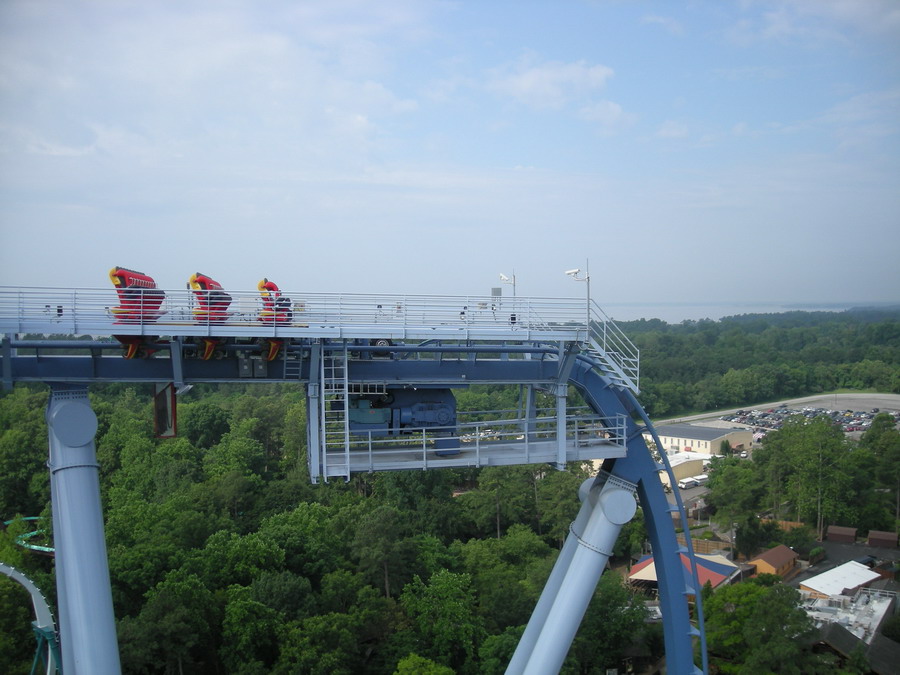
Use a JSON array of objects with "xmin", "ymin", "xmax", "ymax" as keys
[
  {"xmin": 661, "ymin": 393, "xmax": 900, "ymax": 442},
  {"xmin": 719, "ymin": 405, "xmax": 898, "ymax": 435}
]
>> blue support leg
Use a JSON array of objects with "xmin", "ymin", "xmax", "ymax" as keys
[{"xmin": 47, "ymin": 385, "xmax": 121, "ymax": 674}]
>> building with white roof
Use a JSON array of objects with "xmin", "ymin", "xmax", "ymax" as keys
[
  {"xmin": 799, "ymin": 561, "xmax": 882, "ymax": 599},
  {"xmin": 646, "ymin": 423, "xmax": 752, "ymax": 455},
  {"xmin": 804, "ymin": 587, "xmax": 899, "ymax": 675}
]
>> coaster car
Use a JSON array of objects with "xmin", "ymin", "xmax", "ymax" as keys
[
  {"xmin": 188, "ymin": 273, "xmax": 232, "ymax": 359},
  {"xmin": 257, "ymin": 278, "xmax": 293, "ymax": 326},
  {"xmin": 108, "ymin": 266, "xmax": 166, "ymax": 358},
  {"xmin": 188, "ymin": 273, "xmax": 232, "ymax": 324},
  {"xmin": 256, "ymin": 279, "xmax": 295, "ymax": 361},
  {"xmin": 108, "ymin": 267, "xmax": 165, "ymax": 324}
]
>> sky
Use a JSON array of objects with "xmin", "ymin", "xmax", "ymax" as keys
[{"xmin": 1, "ymin": 0, "xmax": 898, "ymax": 321}]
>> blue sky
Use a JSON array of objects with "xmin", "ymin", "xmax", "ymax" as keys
[{"xmin": 1, "ymin": 1, "xmax": 898, "ymax": 319}]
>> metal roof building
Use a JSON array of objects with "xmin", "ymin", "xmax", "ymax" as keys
[
  {"xmin": 800, "ymin": 561, "xmax": 882, "ymax": 599},
  {"xmin": 648, "ymin": 423, "xmax": 752, "ymax": 455}
]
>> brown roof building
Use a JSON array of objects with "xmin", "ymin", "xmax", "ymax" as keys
[
  {"xmin": 749, "ymin": 544, "xmax": 799, "ymax": 579},
  {"xmin": 826, "ymin": 525, "xmax": 857, "ymax": 543},
  {"xmin": 866, "ymin": 530, "xmax": 898, "ymax": 548}
]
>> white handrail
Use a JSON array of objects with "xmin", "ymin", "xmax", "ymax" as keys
[
  {"xmin": 0, "ymin": 286, "xmax": 587, "ymax": 335},
  {"xmin": 0, "ymin": 285, "xmax": 639, "ymax": 391}
]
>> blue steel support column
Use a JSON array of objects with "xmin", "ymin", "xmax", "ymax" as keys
[
  {"xmin": 521, "ymin": 475, "xmax": 637, "ymax": 675},
  {"xmin": 555, "ymin": 382, "xmax": 567, "ymax": 468},
  {"xmin": 47, "ymin": 385, "xmax": 122, "ymax": 674},
  {"xmin": 506, "ymin": 477, "xmax": 596, "ymax": 675},
  {"xmin": 568, "ymin": 361, "xmax": 705, "ymax": 674},
  {"xmin": 50, "ymin": 465, "xmax": 75, "ymax": 670},
  {"xmin": 306, "ymin": 343, "xmax": 322, "ymax": 483}
]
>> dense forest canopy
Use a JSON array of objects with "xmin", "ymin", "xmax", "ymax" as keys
[
  {"xmin": 0, "ymin": 308, "xmax": 898, "ymax": 673},
  {"xmin": 619, "ymin": 308, "xmax": 900, "ymax": 416}
]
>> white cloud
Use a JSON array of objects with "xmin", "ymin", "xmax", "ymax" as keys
[
  {"xmin": 641, "ymin": 14, "xmax": 684, "ymax": 36},
  {"xmin": 820, "ymin": 88, "xmax": 900, "ymax": 149},
  {"xmin": 730, "ymin": 0, "xmax": 900, "ymax": 44},
  {"xmin": 577, "ymin": 101, "xmax": 635, "ymax": 134},
  {"xmin": 712, "ymin": 65, "xmax": 784, "ymax": 81},
  {"xmin": 487, "ymin": 56, "xmax": 614, "ymax": 109},
  {"xmin": 657, "ymin": 120, "xmax": 689, "ymax": 138},
  {"xmin": 788, "ymin": 0, "xmax": 900, "ymax": 36}
]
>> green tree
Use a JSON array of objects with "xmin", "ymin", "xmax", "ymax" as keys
[
  {"xmin": 0, "ymin": 576, "xmax": 35, "ymax": 675},
  {"xmin": 351, "ymin": 504, "xmax": 414, "ymax": 598},
  {"xmin": 706, "ymin": 459, "xmax": 762, "ymax": 546},
  {"xmin": 190, "ymin": 530, "xmax": 285, "ymax": 589},
  {"xmin": 118, "ymin": 569, "xmax": 220, "ymax": 675},
  {"xmin": 204, "ymin": 419, "xmax": 267, "ymax": 478},
  {"xmin": 180, "ymin": 400, "xmax": 231, "ymax": 450},
  {"xmin": 860, "ymin": 412, "xmax": 900, "ymax": 522},
  {"xmin": 219, "ymin": 585, "xmax": 282, "ymax": 673},
  {"xmin": 704, "ymin": 580, "xmax": 820, "ymax": 673},
  {"xmin": 250, "ymin": 570, "xmax": 313, "ymax": 622},
  {"xmin": 454, "ymin": 524, "xmax": 552, "ymax": 632},
  {"xmin": 739, "ymin": 584, "xmax": 820, "ymax": 674},
  {"xmin": 373, "ymin": 469, "xmax": 458, "ymax": 536},
  {"xmin": 400, "ymin": 569, "xmax": 485, "ymax": 673},
  {"xmin": 410, "ymin": 533, "xmax": 459, "ymax": 579},
  {"xmin": 0, "ymin": 387, "xmax": 49, "ymax": 517},
  {"xmin": 458, "ymin": 466, "xmax": 536, "ymax": 539},
  {"xmin": 784, "ymin": 417, "xmax": 849, "ymax": 539},
  {"xmin": 752, "ymin": 429, "xmax": 796, "ymax": 519},
  {"xmin": 274, "ymin": 612, "xmax": 362, "ymax": 675},
  {"xmin": 734, "ymin": 518, "xmax": 780, "ymax": 560},
  {"xmin": 536, "ymin": 467, "xmax": 588, "ymax": 547},
  {"xmin": 257, "ymin": 503, "xmax": 346, "ymax": 584},
  {"xmin": 393, "ymin": 653, "xmax": 455, "ymax": 675},
  {"xmin": 569, "ymin": 572, "xmax": 649, "ymax": 673},
  {"xmin": 704, "ymin": 581, "xmax": 769, "ymax": 665},
  {"xmin": 478, "ymin": 626, "xmax": 524, "ymax": 675},
  {"xmin": 613, "ymin": 506, "xmax": 647, "ymax": 564},
  {"xmin": 843, "ymin": 644, "xmax": 871, "ymax": 675}
]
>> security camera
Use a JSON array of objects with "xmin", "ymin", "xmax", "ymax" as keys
[
  {"xmin": 565, "ymin": 269, "xmax": 580, "ymax": 276},
  {"xmin": 499, "ymin": 273, "xmax": 509, "ymax": 282}
]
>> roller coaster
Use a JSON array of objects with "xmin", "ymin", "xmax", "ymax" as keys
[{"xmin": 0, "ymin": 271, "xmax": 707, "ymax": 674}]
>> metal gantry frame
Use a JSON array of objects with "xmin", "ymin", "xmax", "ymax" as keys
[{"xmin": 0, "ymin": 285, "xmax": 705, "ymax": 675}]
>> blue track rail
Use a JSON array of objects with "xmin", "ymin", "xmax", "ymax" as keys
[{"xmin": 569, "ymin": 358, "xmax": 706, "ymax": 674}]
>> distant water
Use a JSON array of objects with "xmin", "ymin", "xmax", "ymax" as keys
[{"xmin": 597, "ymin": 301, "xmax": 891, "ymax": 324}]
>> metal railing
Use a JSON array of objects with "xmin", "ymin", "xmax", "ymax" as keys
[
  {"xmin": 0, "ymin": 286, "xmax": 583, "ymax": 333},
  {"xmin": 587, "ymin": 300, "xmax": 640, "ymax": 392},
  {"xmin": 0, "ymin": 285, "xmax": 639, "ymax": 391},
  {"xmin": 318, "ymin": 412, "xmax": 628, "ymax": 478}
]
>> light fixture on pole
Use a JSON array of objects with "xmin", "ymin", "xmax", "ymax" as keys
[
  {"xmin": 564, "ymin": 262, "xmax": 591, "ymax": 333},
  {"xmin": 499, "ymin": 272, "xmax": 516, "ymax": 297}
]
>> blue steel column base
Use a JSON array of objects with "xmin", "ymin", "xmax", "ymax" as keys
[
  {"xmin": 508, "ymin": 473, "xmax": 637, "ymax": 675},
  {"xmin": 47, "ymin": 386, "xmax": 122, "ymax": 675}
]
